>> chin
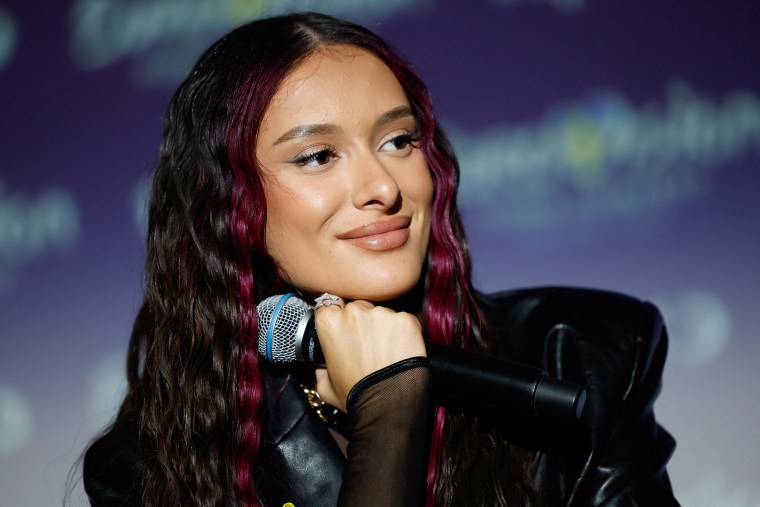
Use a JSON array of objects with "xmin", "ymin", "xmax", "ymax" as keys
[
  {"xmin": 289, "ymin": 257, "xmax": 427, "ymax": 307},
  {"xmin": 297, "ymin": 275, "xmax": 417, "ymax": 304},
  {"xmin": 340, "ymin": 271, "xmax": 425, "ymax": 306}
]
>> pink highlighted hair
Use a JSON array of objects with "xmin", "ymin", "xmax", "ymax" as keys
[
  {"xmin": 218, "ymin": 13, "xmax": 481, "ymax": 504},
  {"xmin": 118, "ymin": 12, "xmax": 480, "ymax": 506}
]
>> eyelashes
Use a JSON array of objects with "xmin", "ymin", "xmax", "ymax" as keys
[
  {"xmin": 290, "ymin": 131, "xmax": 420, "ymax": 169},
  {"xmin": 381, "ymin": 132, "xmax": 420, "ymax": 152},
  {"xmin": 292, "ymin": 145, "xmax": 338, "ymax": 167}
]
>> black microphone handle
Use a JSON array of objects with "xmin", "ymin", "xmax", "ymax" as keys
[
  {"xmin": 426, "ymin": 342, "xmax": 586, "ymax": 421},
  {"xmin": 295, "ymin": 312, "xmax": 586, "ymax": 422}
]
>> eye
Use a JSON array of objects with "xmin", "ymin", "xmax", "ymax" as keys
[
  {"xmin": 379, "ymin": 131, "xmax": 420, "ymax": 155},
  {"xmin": 292, "ymin": 146, "xmax": 339, "ymax": 168}
]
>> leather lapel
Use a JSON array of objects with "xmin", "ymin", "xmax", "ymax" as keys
[{"xmin": 259, "ymin": 366, "xmax": 345, "ymax": 506}]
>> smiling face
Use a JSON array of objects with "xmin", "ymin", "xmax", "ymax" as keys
[{"xmin": 255, "ymin": 45, "xmax": 434, "ymax": 302}]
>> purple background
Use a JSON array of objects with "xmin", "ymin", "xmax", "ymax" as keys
[{"xmin": 1, "ymin": 1, "xmax": 759, "ymax": 505}]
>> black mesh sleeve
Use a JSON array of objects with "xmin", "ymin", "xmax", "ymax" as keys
[{"xmin": 337, "ymin": 357, "xmax": 432, "ymax": 507}]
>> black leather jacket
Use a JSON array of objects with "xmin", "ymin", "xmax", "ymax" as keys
[{"xmin": 83, "ymin": 287, "xmax": 680, "ymax": 506}]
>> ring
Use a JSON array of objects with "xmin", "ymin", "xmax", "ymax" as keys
[{"xmin": 314, "ymin": 293, "xmax": 343, "ymax": 309}]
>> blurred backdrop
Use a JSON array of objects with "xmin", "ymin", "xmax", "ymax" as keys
[{"xmin": 1, "ymin": 0, "xmax": 759, "ymax": 505}]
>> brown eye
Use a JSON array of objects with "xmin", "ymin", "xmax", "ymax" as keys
[
  {"xmin": 293, "ymin": 147, "xmax": 338, "ymax": 167},
  {"xmin": 379, "ymin": 132, "xmax": 419, "ymax": 154}
]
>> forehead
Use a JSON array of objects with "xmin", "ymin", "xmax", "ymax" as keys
[{"xmin": 261, "ymin": 45, "xmax": 409, "ymax": 129}]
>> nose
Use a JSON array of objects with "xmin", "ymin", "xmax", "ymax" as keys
[{"xmin": 350, "ymin": 151, "xmax": 401, "ymax": 211}]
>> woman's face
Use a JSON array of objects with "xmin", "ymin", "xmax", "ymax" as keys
[{"xmin": 256, "ymin": 45, "xmax": 434, "ymax": 302}]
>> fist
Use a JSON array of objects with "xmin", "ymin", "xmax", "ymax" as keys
[{"xmin": 313, "ymin": 299, "xmax": 426, "ymax": 411}]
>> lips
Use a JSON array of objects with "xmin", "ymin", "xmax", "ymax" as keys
[{"xmin": 337, "ymin": 216, "xmax": 411, "ymax": 251}]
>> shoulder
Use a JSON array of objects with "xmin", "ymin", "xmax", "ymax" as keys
[
  {"xmin": 478, "ymin": 286, "xmax": 667, "ymax": 404},
  {"xmin": 480, "ymin": 286, "xmax": 664, "ymax": 349},
  {"xmin": 479, "ymin": 287, "xmax": 678, "ymax": 504}
]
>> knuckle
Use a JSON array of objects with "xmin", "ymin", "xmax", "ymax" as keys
[{"xmin": 398, "ymin": 311, "xmax": 420, "ymax": 327}]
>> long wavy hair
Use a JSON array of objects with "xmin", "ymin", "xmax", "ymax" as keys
[{"xmin": 110, "ymin": 11, "xmax": 539, "ymax": 506}]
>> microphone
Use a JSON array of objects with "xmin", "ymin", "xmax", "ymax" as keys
[{"xmin": 257, "ymin": 293, "xmax": 587, "ymax": 422}]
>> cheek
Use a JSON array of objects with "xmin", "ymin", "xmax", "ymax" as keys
[
  {"xmin": 407, "ymin": 163, "xmax": 435, "ymax": 209},
  {"xmin": 262, "ymin": 179, "xmax": 336, "ymax": 267},
  {"xmin": 263, "ymin": 200, "xmax": 305, "ymax": 286},
  {"xmin": 262, "ymin": 181, "xmax": 300, "ymax": 264},
  {"xmin": 400, "ymin": 162, "xmax": 434, "ymax": 251},
  {"xmin": 423, "ymin": 171, "xmax": 435, "ymax": 205},
  {"xmin": 417, "ymin": 168, "xmax": 435, "ymax": 247}
]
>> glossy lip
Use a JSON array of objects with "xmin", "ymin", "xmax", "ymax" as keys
[
  {"xmin": 337, "ymin": 216, "xmax": 412, "ymax": 251},
  {"xmin": 337, "ymin": 216, "xmax": 412, "ymax": 239}
]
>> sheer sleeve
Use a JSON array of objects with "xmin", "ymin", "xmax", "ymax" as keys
[{"xmin": 337, "ymin": 357, "xmax": 432, "ymax": 507}]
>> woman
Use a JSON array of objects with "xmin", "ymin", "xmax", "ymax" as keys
[{"xmin": 83, "ymin": 12, "xmax": 679, "ymax": 507}]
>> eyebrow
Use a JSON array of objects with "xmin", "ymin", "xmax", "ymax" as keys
[
  {"xmin": 272, "ymin": 105, "xmax": 415, "ymax": 145},
  {"xmin": 375, "ymin": 105, "xmax": 414, "ymax": 127},
  {"xmin": 273, "ymin": 123, "xmax": 342, "ymax": 145}
]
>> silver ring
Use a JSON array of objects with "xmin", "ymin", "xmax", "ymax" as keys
[{"xmin": 314, "ymin": 293, "xmax": 343, "ymax": 309}]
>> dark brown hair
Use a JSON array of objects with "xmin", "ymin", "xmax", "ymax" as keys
[{"xmin": 94, "ymin": 11, "xmax": 539, "ymax": 506}]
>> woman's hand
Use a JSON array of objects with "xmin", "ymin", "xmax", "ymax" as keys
[{"xmin": 313, "ymin": 299, "xmax": 427, "ymax": 412}]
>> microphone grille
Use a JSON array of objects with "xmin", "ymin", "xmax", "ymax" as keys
[{"xmin": 257, "ymin": 294, "xmax": 310, "ymax": 363}]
